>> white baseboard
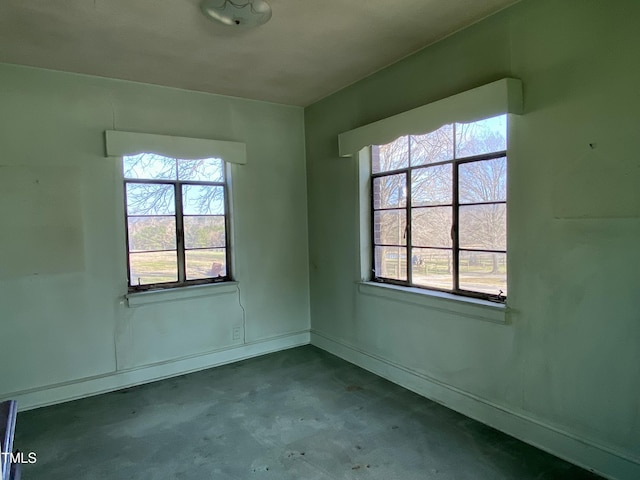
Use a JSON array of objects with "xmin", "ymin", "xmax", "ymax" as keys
[
  {"xmin": 311, "ymin": 329, "xmax": 640, "ymax": 480},
  {"xmin": 5, "ymin": 330, "xmax": 310, "ymax": 412}
]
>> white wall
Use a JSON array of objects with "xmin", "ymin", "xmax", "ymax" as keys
[{"xmin": 0, "ymin": 63, "xmax": 310, "ymax": 408}]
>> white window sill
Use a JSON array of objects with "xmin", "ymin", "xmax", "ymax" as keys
[
  {"xmin": 126, "ymin": 281, "xmax": 239, "ymax": 307},
  {"xmin": 357, "ymin": 281, "xmax": 508, "ymax": 324}
]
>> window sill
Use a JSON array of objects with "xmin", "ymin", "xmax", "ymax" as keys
[
  {"xmin": 357, "ymin": 282, "xmax": 508, "ymax": 324},
  {"xmin": 126, "ymin": 281, "xmax": 239, "ymax": 307}
]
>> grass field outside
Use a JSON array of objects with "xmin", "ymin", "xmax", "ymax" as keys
[
  {"xmin": 129, "ymin": 249, "xmax": 226, "ymax": 286},
  {"xmin": 381, "ymin": 252, "xmax": 506, "ymax": 296}
]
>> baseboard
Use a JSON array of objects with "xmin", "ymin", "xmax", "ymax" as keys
[
  {"xmin": 311, "ymin": 329, "xmax": 640, "ymax": 480},
  {"xmin": 5, "ymin": 330, "xmax": 310, "ymax": 412}
]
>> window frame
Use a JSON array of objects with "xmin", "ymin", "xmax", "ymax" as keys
[
  {"xmin": 370, "ymin": 124, "xmax": 507, "ymax": 303},
  {"xmin": 123, "ymin": 158, "xmax": 232, "ymax": 292}
]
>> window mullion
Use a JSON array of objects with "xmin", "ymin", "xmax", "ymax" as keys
[
  {"xmin": 175, "ymin": 182, "xmax": 186, "ymax": 283},
  {"xmin": 452, "ymin": 124, "xmax": 460, "ymax": 292},
  {"xmin": 406, "ymin": 138, "xmax": 412, "ymax": 285},
  {"xmin": 223, "ymin": 182, "xmax": 231, "ymax": 280},
  {"xmin": 370, "ymin": 170, "xmax": 376, "ymax": 280},
  {"xmin": 124, "ymin": 181, "xmax": 133, "ymax": 287}
]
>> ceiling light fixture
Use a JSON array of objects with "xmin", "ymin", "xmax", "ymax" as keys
[{"xmin": 200, "ymin": 0, "xmax": 272, "ymax": 28}]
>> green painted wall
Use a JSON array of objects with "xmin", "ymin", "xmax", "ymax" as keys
[
  {"xmin": 305, "ymin": 0, "xmax": 639, "ymax": 464},
  {"xmin": 1, "ymin": 0, "xmax": 639, "ymax": 475},
  {"xmin": 0, "ymin": 64, "xmax": 310, "ymax": 397}
]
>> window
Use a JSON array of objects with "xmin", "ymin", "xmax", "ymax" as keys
[
  {"xmin": 371, "ymin": 115, "xmax": 507, "ymax": 301},
  {"xmin": 123, "ymin": 153, "xmax": 231, "ymax": 291}
]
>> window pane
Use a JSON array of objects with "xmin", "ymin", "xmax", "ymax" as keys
[
  {"xmin": 374, "ymin": 210, "xmax": 406, "ymax": 246},
  {"xmin": 372, "ymin": 136, "xmax": 409, "ymax": 173},
  {"xmin": 411, "ymin": 165, "xmax": 452, "ymax": 206},
  {"xmin": 178, "ymin": 158, "xmax": 224, "ymax": 182},
  {"xmin": 459, "ymin": 157, "xmax": 506, "ymax": 203},
  {"xmin": 127, "ymin": 216, "xmax": 176, "ymax": 252},
  {"xmin": 123, "ymin": 154, "xmax": 176, "ymax": 180},
  {"xmin": 459, "ymin": 251, "xmax": 506, "ymax": 296},
  {"xmin": 182, "ymin": 185, "xmax": 225, "ymax": 215},
  {"xmin": 455, "ymin": 114, "xmax": 507, "ymax": 159},
  {"xmin": 410, "ymin": 124, "xmax": 454, "ymax": 166},
  {"xmin": 374, "ymin": 246, "xmax": 407, "ymax": 280},
  {"xmin": 373, "ymin": 174, "xmax": 406, "ymax": 209},
  {"xmin": 184, "ymin": 216, "xmax": 226, "ymax": 249},
  {"xmin": 459, "ymin": 204, "xmax": 506, "ymax": 250},
  {"xmin": 126, "ymin": 183, "xmax": 175, "ymax": 215},
  {"xmin": 411, "ymin": 248, "xmax": 452, "ymax": 290},
  {"xmin": 186, "ymin": 248, "xmax": 227, "ymax": 280},
  {"xmin": 412, "ymin": 207, "xmax": 452, "ymax": 248},
  {"xmin": 129, "ymin": 250, "xmax": 178, "ymax": 286}
]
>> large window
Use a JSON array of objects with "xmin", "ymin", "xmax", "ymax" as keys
[
  {"xmin": 123, "ymin": 153, "xmax": 230, "ymax": 291},
  {"xmin": 371, "ymin": 115, "xmax": 507, "ymax": 301}
]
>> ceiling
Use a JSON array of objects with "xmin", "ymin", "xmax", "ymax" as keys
[{"xmin": 0, "ymin": 0, "xmax": 519, "ymax": 106}]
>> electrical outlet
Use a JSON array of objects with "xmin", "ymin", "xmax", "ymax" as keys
[{"xmin": 232, "ymin": 326, "xmax": 242, "ymax": 341}]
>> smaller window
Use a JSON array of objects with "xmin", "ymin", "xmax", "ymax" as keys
[
  {"xmin": 371, "ymin": 115, "xmax": 507, "ymax": 302},
  {"xmin": 123, "ymin": 153, "xmax": 231, "ymax": 291}
]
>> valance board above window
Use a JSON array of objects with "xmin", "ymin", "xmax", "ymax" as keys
[
  {"xmin": 338, "ymin": 78, "xmax": 523, "ymax": 157},
  {"xmin": 104, "ymin": 131, "xmax": 247, "ymax": 164}
]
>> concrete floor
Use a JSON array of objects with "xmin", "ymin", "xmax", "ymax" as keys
[{"xmin": 16, "ymin": 346, "xmax": 601, "ymax": 479}]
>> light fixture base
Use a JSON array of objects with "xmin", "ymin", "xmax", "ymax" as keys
[{"xmin": 200, "ymin": 0, "xmax": 272, "ymax": 28}]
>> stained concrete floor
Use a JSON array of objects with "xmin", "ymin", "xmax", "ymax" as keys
[{"xmin": 16, "ymin": 346, "xmax": 601, "ymax": 480}]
